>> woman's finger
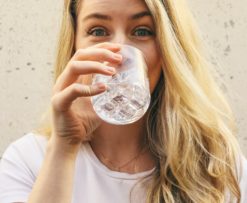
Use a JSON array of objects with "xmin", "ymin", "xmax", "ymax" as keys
[
  {"xmin": 93, "ymin": 42, "xmax": 122, "ymax": 52},
  {"xmin": 72, "ymin": 47, "xmax": 122, "ymax": 63},
  {"xmin": 53, "ymin": 61, "xmax": 115, "ymax": 93},
  {"xmin": 52, "ymin": 83, "xmax": 106, "ymax": 112}
]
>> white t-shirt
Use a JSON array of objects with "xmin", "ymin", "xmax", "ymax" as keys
[
  {"xmin": 0, "ymin": 133, "xmax": 153, "ymax": 203},
  {"xmin": 0, "ymin": 133, "xmax": 246, "ymax": 203}
]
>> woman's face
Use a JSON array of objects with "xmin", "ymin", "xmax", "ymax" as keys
[{"xmin": 75, "ymin": 0, "xmax": 162, "ymax": 93}]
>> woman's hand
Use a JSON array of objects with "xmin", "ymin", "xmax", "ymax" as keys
[{"xmin": 50, "ymin": 42, "xmax": 122, "ymax": 154}]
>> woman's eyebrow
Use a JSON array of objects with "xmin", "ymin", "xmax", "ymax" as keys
[
  {"xmin": 82, "ymin": 11, "xmax": 151, "ymax": 22},
  {"xmin": 83, "ymin": 13, "xmax": 112, "ymax": 22},
  {"xmin": 130, "ymin": 11, "xmax": 151, "ymax": 20}
]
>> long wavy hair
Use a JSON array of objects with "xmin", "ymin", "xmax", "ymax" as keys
[{"xmin": 36, "ymin": 0, "xmax": 242, "ymax": 202}]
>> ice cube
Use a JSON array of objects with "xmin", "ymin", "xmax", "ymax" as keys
[
  {"xmin": 102, "ymin": 102, "xmax": 114, "ymax": 112},
  {"xmin": 130, "ymin": 99, "xmax": 143, "ymax": 109},
  {"xmin": 117, "ymin": 104, "xmax": 136, "ymax": 119},
  {"xmin": 112, "ymin": 94, "xmax": 128, "ymax": 105}
]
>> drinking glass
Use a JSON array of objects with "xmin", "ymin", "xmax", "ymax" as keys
[{"xmin": 91, "ymin": 45, "xmax": 151, "ymax": 125}]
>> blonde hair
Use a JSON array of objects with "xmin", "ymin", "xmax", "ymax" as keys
[{"xmin": 36, "ymin": 0, "xmax": 242, "ymax": 202}]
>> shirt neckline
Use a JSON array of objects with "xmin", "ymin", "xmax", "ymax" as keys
[{"xmin": 81, "ymin": 142, "xmax": 155, "ymax": 180}]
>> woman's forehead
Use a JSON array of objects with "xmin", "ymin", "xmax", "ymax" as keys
[{"xmin": 79, "ymin": 0, "xmax": 148, "ymax": 15}]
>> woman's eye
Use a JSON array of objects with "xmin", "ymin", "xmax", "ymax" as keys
[
  {"xmin": 88, "ymin": 27, "xmax": 108, "ymax": 37},
  {"xmin": 133, "ymin": 28, "xmax": 154, "ymax": 37}
]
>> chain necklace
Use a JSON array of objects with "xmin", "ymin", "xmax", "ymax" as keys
[{"xmin": 96, "ymin": 146, "xmax": 147, "ymax": 172}]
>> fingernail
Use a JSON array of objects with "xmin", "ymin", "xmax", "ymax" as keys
[
  {"xmin": 106, "ymin": 67, "xmax": 116, "ymax": 73},
  {"xmin": 96, "ymin": 83, "xmax": 106, "ymax": 90},
  {"xmin": 113, "ymin": 54, "xmax": 122, "ymax": 60}
]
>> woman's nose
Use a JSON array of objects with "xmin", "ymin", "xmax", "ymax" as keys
[{"xmin": 110, "ymin": 31, "xmax": 129, "ymax": 45}]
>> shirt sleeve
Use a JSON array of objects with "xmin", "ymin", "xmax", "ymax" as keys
[
  {"xmin": 0, "ymin": 134, "xmax": 46, "ymax": 203},
  {"xmin": 239, "ymin": 154, "xmax": 247, "ymax": 203}
]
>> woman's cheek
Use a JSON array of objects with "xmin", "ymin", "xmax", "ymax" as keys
[
  {"xmin": 144, "ymin": 52, "xmax": 162, "ymax": 93},
  {"xmin": 148, "ymin": 64, "xmax": 162, "ymax": 93}
]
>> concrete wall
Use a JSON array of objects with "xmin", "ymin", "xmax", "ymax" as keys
[{"xmin": 0, "ymin": 0, "xmax": 246, "ymax": 157}]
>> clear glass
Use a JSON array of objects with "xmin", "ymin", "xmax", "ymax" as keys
[{"xmin": 91, "ymin": 45, "xmax": 151, "ymax": 125}]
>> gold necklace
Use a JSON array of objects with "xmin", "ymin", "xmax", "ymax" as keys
[{"xmin": 96, "ymin": 146, "xmax": 147, "ymax": 172}]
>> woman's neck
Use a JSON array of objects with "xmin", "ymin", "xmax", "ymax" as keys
[{"xmin": 89, "ymin": 118, "xmax": 155, "ymax": 173}]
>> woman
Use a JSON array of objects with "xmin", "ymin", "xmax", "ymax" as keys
[{"xmin": 0, "ymin": 0, "xmax": 246, "ymax": 202}]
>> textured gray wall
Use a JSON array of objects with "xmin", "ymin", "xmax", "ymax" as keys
[{"xmin": 0, "ymin": 0, "xmax": 246, "ymax": 157}]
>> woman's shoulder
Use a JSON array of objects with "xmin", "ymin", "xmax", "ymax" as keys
[
  {"xmin": 237, "ymin": 153, "xmax": 247, "ymax": 202},
  {"xmin": 1, "ymin": 132, "xmax": 49, "ymax": 174},
  {"xmin": 0, "ymin": 133, "xmax": 48, "ymax": 202},
  {"xmin": 2, "ymin": 132, "xmax": 48, "ymax": 158},
  {"xmin": 240, "ymin": 153, "xmax": 247, "ymax": 171},
  {"xmin": 239, "ymin": 154, "xmax": 247, "ymax": 180}
]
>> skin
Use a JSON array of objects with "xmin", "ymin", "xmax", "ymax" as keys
[
  {"xmin": 75, "ymin": 0, "xmax": 161, "ymax": 93},
  {"xmin": 75, "ymin": 0, "xmax": 162, "ymax": 171},
  {"xmin": 27, "ymin": 0, "xmax": 162, "ymax": 202}
]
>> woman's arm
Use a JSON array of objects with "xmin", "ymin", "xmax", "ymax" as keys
[
  {"xmin": 9, "ymin": 42, "xmax": 120, "ymax": 203},
  {"xmin": 27, "ymin": 43, "xmax": 121, "ymax": 203},
  {"xmin": 27, "ymin": 137, "xmax": 79, "ymax": 203}
]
